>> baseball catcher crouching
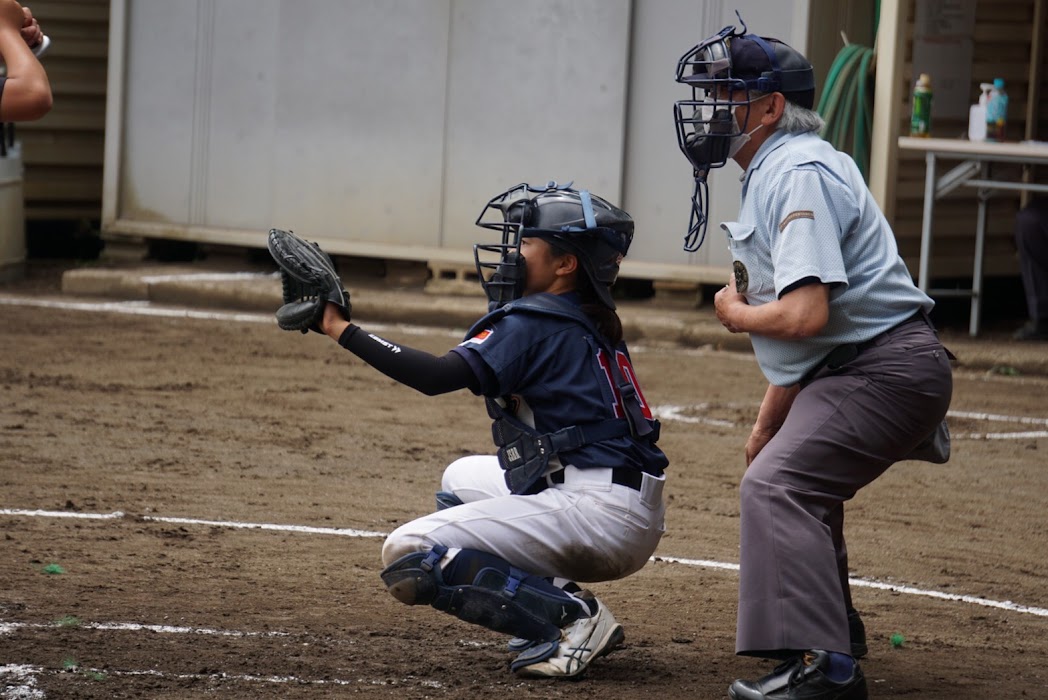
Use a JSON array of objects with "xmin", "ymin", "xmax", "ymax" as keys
[{"xmin": 265, "ymin": 182, "xmax": 668, "ymax": 680}]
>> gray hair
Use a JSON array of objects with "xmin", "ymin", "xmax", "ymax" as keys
[
  {"xmin": 778, "ymin": 101, "xmax": 825, "ymax": 134},
  {"xmin": 745, "ymin": 91, "xmax": 825, "ymax": 134}
]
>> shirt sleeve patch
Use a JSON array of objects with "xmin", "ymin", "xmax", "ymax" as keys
[
  {"xmin": 778, "ymin": 210, "xmax": 814, "ymax": 232},
  {"xmin": 459, "ymin": 328, "xmax": 493, "ymax": 346}
]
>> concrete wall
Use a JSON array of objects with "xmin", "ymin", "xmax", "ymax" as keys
[{"xmin": 103, "ymin": 0, "xmax": 808, "ymax": 281}]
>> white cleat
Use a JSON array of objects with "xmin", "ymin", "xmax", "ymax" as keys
[{"xmin": 514, "ymin": 598, "xmax": 624, "ymax": 678}]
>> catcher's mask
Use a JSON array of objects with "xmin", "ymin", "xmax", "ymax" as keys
[
  {"xmin": 474, "ymin": 181, "xmax": 634, "ymax": 311},
  {"xmin": 673, "ymin": 10, "xmax": 815, "ymax": 251}
]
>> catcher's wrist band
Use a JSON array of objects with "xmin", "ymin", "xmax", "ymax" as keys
[{"xmin": 337, "ymin": 323, "xmax": 360, "ymax": 346}]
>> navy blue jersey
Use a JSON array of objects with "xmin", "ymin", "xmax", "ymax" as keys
[{"xmin": 452, "ymin": 293, "xmax": 668, "ymax": 474}]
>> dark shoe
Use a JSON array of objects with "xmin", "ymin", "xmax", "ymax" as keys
[
  {"xmin": 847, "ymin": 609, "xmax": 868, "ymax": 659},
  {"xmin": 728, "ymin": 650, "xmax": 868, "ymax": 700},
  {"xmin": 1013, "ymin": 321, "xmax": 1048, "ymax": 341}
]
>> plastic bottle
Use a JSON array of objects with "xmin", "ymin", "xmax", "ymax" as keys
[
  {"xmin": 910, "ymin": 74, "xmax": 933, "ymax": 138},
  {"xmin": 968, "ymin": 83, "xmax": 993, "ymax": 142},
  {"xmin": 985, "ymin": 78, "xmax": 1008, "ymax": 142}
]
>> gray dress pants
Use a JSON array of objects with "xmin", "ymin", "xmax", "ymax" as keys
[{"xmin": 736, "ymin": 317, "xmax": 953, "ymax": 657}]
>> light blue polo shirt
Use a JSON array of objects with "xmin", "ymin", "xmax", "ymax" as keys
[{"xmin": 721, "ymin": 130, "xmax": 933, "ymax": 386}]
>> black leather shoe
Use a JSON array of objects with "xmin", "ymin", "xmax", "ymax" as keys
[
  {"xmin": 847, "ymin": 609, "xmax": 868, "ymax": 659},
  {"xmin": 728, "ymin": 650, "xmax": 868, "ymax": 700}
]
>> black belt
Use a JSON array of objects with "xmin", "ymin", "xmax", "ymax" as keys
[
  {"xmin": 548, "ymin": 467, "xmax": 649, "ymax": 491},
  {"xmin": 857, "ymin": 310, "xmax": 926, "ymax": 351},
  {"xmin": 803, "ymin": 310, "xmax": 927, "ymax": 383}
]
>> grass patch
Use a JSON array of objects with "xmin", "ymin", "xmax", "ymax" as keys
[{"xmin": 61, "ymin": 657, "xmax": 106, "ymax": 681}]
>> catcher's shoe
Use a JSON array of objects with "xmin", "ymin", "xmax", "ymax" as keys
[
  {"xmin": 513, "ymin": 597, "xmax": 624, "ymax": 678},
  {"xmin": 728, "ymin": 650, "xmax": 868, "ymax": 700}
]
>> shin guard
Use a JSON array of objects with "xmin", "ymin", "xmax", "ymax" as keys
[{"xmin": 380, "ymin": 546, "xmax": 578, "ymax": 643}]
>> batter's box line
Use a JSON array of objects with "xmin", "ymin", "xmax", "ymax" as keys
[
  {"xmin": 947, "ymin": 409, "xmax": 1048, "ymax": 440},
  {"xmin": 650, "ymin": 405, "xmax": 1048, "ymax": 440},
  {"xmin": 650, "ymin": 403, "xmax": 739, "ymax": 428},
  {"xmin": 654, "ymin": 556, "xmax": 1048, "ymax": 618},
  {"xmin": 0, "ymin": 508, "xmax": 386, "ymax": 538},
  {"xmin": 2, "ymin": 508, "xmax": 1046, "ymax": 621}
]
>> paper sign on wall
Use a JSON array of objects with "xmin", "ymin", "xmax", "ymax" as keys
[{"xmin": 912, "ymin": 0, "xmax": 977, "ymax": 121}]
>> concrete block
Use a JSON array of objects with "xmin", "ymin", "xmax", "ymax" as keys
[
  {"xmin": 653, "ymin": 280, "xmax": 704, "ymax": 308},
  {"xmin": 426, "ymin": 261, "xmax": 484, "ymax": 297},
  {"xmin": 383, "ymin": 259, "xmax": 430, "ymax": 288}
]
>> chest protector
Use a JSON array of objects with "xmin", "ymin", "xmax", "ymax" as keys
[{"xmin": 464, "ymin": 294, "xmax": 661, "ymax": 495}]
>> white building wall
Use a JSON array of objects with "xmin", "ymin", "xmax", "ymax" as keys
[
  {"xmin": 623, "ymin": 0, "xmax": 805, "ymax": 272},
  {"xmin": 105, "ymin": 0, "xmax": 810, "ymax": 281}
]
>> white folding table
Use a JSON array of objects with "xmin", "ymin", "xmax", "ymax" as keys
[{"xmin": 897, "ymin": 136, "xmax": 1048, "ymax": 336}]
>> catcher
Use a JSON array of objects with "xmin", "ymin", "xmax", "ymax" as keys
[{"xmin": 268, "ymin": 182, "xmax": 668, "ymax": 678}]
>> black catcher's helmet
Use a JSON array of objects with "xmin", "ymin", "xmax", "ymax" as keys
[
  {"xmin": 474, "ymin": 181, "xmax": 634, "ymax": 311},
  {"xmin": 672, "ymin": 11, "xmax": 815, "ymax": 251}
]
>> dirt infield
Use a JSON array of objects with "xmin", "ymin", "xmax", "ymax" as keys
[{"xmin": 1, "ymin": 281, "xmax": 1047, "ymax": 698}]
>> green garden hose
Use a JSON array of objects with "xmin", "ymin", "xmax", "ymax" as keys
[
  {"xmin": 817, "ymin": 1, "xmax": 879, "ymax": 181},
  {"xmin": 817, "ymin": 41, "xmax": 875, "ymax": 180}
]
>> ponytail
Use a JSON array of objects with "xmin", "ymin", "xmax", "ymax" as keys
[
  {"xmin": 576, "ymin": 272, "xmax": 624, "ymax": 346},
  {"xmin": 547, "ymin": 241, "xmax": 624, "ymax": 346}
]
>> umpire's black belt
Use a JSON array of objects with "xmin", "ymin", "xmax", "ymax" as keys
[
  {"xmin": 803, "ymin": 310, "xmax": 928, "ymax": 383},
  {"xmin": 548, "ymin": 467, "xmax": 649, "ymax": 492}
]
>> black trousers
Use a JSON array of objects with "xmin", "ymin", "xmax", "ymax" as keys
[{"xmin": 1015, "ymin": 199, "xmax": 1048, "ymax": 323}]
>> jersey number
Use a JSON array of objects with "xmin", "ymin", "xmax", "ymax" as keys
[{"xmin": 596, "ymin": 350, "xmax": 653, "ymax": 420}]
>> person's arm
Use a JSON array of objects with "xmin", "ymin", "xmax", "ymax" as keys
[
  {"xmin": 714, "ymin": 275, "xmax": 830, "ymax": 339},
  {"xmin": 745, "ymin": 382, "xmax": 801, "ymax": 466},
  {"xmin": 320, "ymin": 302, "xmax": 479, "ymax": 396},
  {"xmin": 0, "ymin": 1, "xmax": 52, "ymax": 121}
]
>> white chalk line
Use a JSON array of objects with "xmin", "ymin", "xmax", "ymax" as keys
[
  {"xmin": 0, "ymin": 663, "xmax": 444, "ymax": 692},
  {"xmin": 953, "ymin": 430, "xmax": 1048, "ymax": 439},
  {"xmin": 0, "ymin": 295, "xmax": 274, "ymax": 324},
  {"xmin": 651, "ymin": 403, "xmax": 738, "ymax": 428},
  {"xmin": 0, "ymin": 620, "xmax": 286, "ymax": 638},
  {"xmin": 2, "ymin": 508, "xmax": 1045, "ymax": 619},
  {"xmin": 949, "ymin": 409, "xmax": 1048, "ymax": 426},
  {"xmin": 0, "ymin": 664, "xmax": 44, "ymax": 699},
  {"xmin": 649, "ymin": 404, "xmax": 1048, "ymax": 440},
  {"xmin": 946, "ymin": 409, "xmax": 1048, "ymax": 440},
  {"xmin": 655, "ymin": 556, "xmax": 1048, "ymax": 617},
  {"xmin": 0, "ymin": 294, "xmax": 462, "ymax": 338},
  {"xmin": 0, "ymin": 508, "xmax": 385, "ymax": 538}
]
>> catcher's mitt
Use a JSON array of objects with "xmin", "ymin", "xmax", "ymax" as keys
[{"xmin": 267, "ymin": 228, "xmax": 351, "ymax": 333}]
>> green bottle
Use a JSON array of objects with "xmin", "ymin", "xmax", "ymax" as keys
[{"xmin": 910, "ymin": 73, "xmax": 932, "ymax": 137}]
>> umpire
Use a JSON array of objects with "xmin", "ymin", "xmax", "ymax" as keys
[{"xmin": 672, "ymin": 16, "xmax": 954, "ymax": 700}]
